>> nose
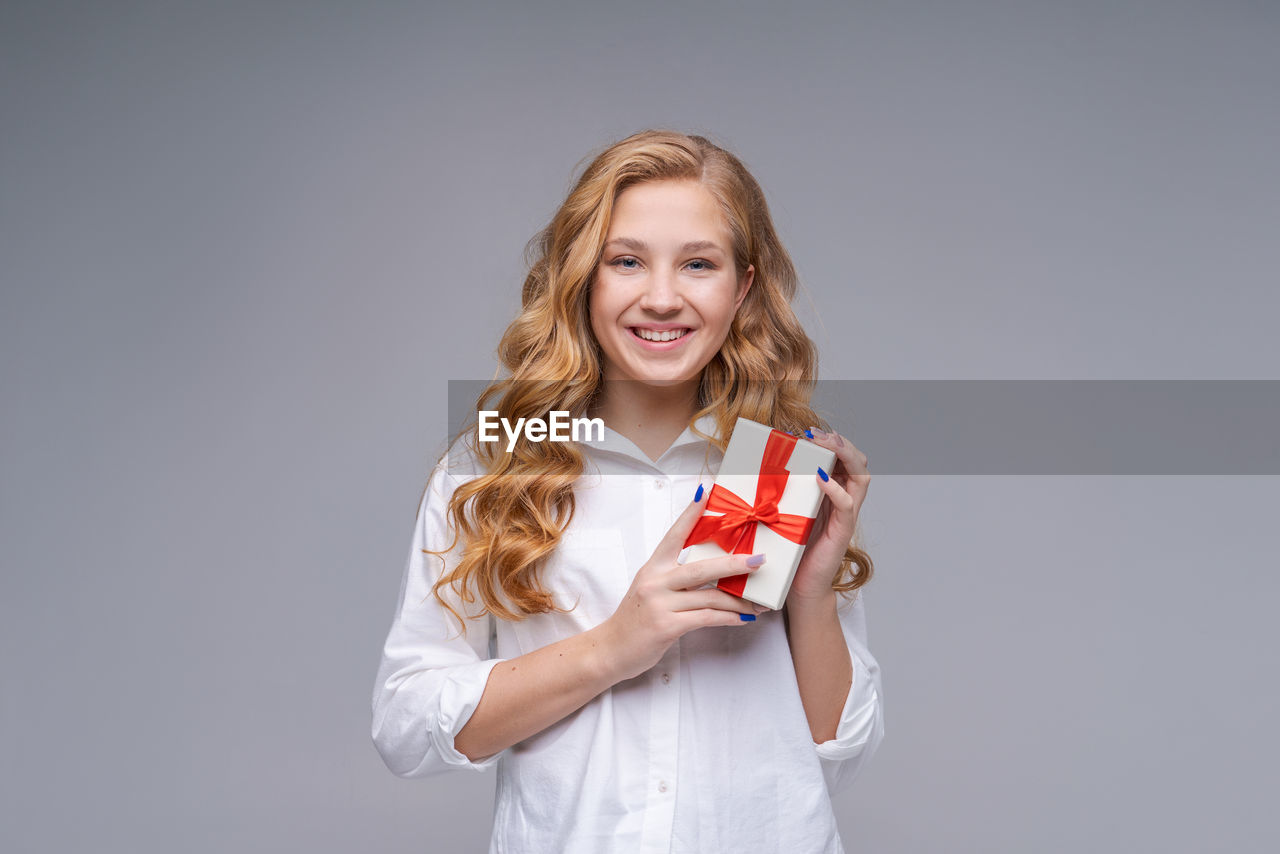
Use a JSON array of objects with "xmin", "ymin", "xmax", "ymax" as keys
[{"xmin": 637, "ymin": 268, "xmax": 683, "ymax": 315}]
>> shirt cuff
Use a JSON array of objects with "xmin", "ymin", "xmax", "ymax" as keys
[
  {"xmin": 813, "ymin": 649, "xmax": 883, "ymax": 763},
  {"xmin": 429, "ymin": 657, "xmax": 507, "ymax": 770}
]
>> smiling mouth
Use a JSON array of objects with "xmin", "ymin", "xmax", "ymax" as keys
[{"xmin": 630, "ymin": 327, "xmax": 692, "ymax": 342}]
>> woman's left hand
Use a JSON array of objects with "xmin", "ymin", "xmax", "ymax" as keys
[{"xmin": 785, "ymin": 427, "xmax": 871, "ymax": 608}]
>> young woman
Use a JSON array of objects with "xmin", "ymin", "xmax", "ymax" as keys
[{"xmin": 372, "ymin": 129, "xmax": 884, "ymax": 853}]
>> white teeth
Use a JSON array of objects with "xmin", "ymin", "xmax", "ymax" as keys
[{"xmin": 634, "ymin": 328, "xmax": 689, "ymax": 342}]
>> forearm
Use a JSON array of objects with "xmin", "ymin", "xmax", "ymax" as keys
[
  {"xmin": 454, "ymin": 624, "xmax": 619, "ymax": 761},
  {"xmin": 785, "ymin": 593, "xmax": 853, "ymax": 744}
]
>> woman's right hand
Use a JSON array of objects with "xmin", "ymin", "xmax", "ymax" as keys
[{"xmin": 594, "ymin": 486, "xmax": 768, "ymax": 682}]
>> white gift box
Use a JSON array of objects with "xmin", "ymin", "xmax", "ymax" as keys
[{"xmin": 680, "ymin": 417, "xmax": 837, "ymax": 610}]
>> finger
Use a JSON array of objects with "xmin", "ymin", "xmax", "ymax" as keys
[
  {"xmin": 816, "ymin": 466, "xmax": 857, "ymax": 513},
  {"xmin": 668, "ymin": 551, "xmax": 764, "ymax": 591},
  {"xmin": 827, "ymin": 444, "xmax": 871, "ymax": 496},
  {"xmin": 677, "ymin": 607, "xmax": 761, "ymax": 633},
  {"xmin": 669, "ymin": 587, "xmax": 763, "ymax": 614},
  {"xmin": 805, "ymin": 426, "xmax": 868, "ymax": 478},
  {"xmin": 652, "ymin": 481, "xmax": 712, "ymax": 563}
]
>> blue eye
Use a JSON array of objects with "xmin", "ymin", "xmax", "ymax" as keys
[{"xmin": 608, "ymin": 257, "xmax": 715, "ymax": 272}]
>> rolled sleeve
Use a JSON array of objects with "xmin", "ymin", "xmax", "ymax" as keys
[
  {"xmin": 429, "ymin": 657, "xmax": 506, "ymax": 770},
  {"xmin": 371, "ymin": 463, "xmax": 508, "ymax": 778},
  {"xmin": 814, "ymin": 589, "xmax": 886, "ymax": 795}
]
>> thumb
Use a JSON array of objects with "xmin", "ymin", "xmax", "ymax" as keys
[{"xmin": 654, "ymin": 481, "xmax": 711, "ymax": 563}]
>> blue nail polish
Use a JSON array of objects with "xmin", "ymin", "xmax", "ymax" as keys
[
  {"xmin": 804, "ymin": 429, "xmax": 814, "ymax": 439},
  {"xmin": 739, "ymin": 613, "xmax": 756, "ymax": 622},
  {"xmin": 694, "ymin": 483, "xmax": 704, "ymax": 502},
  {"xmin": 818, "ymin": 466, "xmax": 829, "ymax": 482}
]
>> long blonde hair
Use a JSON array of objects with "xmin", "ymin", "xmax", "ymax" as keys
[{"xmin": 427, "ymin": 129, "xmax": 873, "ymax": 624}]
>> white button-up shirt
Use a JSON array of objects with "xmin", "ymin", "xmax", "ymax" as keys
[{"xmin": 371, "ymin": 415, "xmax": 885, "ymax": 853}]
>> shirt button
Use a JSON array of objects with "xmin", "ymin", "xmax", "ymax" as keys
[
  {"xmin": 658, "ymin": 781, "xmax": 668, "ymax": 793},
  {"xmin": 654, "ymin": 479, "xmax": 665, "ymax": 490},
  {"xmin": 661, "ymin": 672, "xmax": 671, "ymax": 684}
]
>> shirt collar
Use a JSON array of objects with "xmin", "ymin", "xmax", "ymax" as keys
[{"xmin": 581, "ymin": 413, "xmax": 721, "ymax": 473}]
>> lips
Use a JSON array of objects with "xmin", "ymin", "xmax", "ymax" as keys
[
  {"xmin": 625, "ymin": 325, "xmax": 695, "ymax": 352},
  {"xmin": 631, "ymin": 327, "xmax": 691, "ymax": 342}
]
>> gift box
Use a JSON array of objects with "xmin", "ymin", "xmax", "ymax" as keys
[{"xmin": 680, "ymin": 417, "xmax": 837, "ymax": 610}]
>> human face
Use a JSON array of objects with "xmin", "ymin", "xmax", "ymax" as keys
[{"xmin": 590, "ymin": 179, "xmax": 754, "ymax": 388}]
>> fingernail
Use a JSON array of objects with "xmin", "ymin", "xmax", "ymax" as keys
[
  {"xmin": 753, "ymin": 603, "xmax": 770, "ymax": 614},
  {"xmin": 739, "ymin": 613, "xmax": 757, "ymax": 622},
  {"xmin": 818, "ymin": 467, "xmax": 829, "ymax": 482},
  {"xmin": 804, "ymin": 429, "xmax": 814, "ymax": 439},
  {"xmin": 694, "ymin": 483, "xmax": 704, "ymax": 502},
  {"xmin": 746, "ymin": 553, "xmax": 765, "ymax": 567}
]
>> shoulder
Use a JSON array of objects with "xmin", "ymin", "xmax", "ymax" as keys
[
  {"xmin": 431, "ymin": 428, "xmax": 487, "ymax": 488},
  {"xmin": 414, "ymin": 430, "xmax": 486, "ymax": 521}
]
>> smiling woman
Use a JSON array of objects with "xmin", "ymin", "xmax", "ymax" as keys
[
  {"xmin": 590, "ymin": 180, "xmax": 754, "ymax": 395},
  {"xmin": 371, "ymin": 129, "xmax": 883, "ymax": 854}
]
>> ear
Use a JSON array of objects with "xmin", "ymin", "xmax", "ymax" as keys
[{"xmin": 734, "ymin": 264, "xmax": 755, "ymax": 310}]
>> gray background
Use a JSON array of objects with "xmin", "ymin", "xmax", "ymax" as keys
[{"xmin": 2, "ymin": 1, "xmax": 1277, "ymax": 851}]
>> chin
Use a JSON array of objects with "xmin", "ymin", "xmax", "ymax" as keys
[
  {"xmin": 642, "ymin": 378, "xmax": 694, "ymax": 388},
  {"xmin": 612, "ymin": 371, "xmax": 699, "ymax": 388}
]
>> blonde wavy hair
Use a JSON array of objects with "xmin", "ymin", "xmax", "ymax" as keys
[{"xmin": 426, "ymin": 129, "xmax": 873, "ymax": 625}]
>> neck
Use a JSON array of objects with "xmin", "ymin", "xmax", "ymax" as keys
[{"xmin": 591, "ymin": 378, "xmax": 700, "ymax": 463}]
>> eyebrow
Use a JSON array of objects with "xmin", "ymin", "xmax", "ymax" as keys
[{"xmin": 603, "ymin": 237, "xmax": 726, "ymax": 255}]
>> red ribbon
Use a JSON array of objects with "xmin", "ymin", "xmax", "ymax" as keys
[{"xmin": 682, "ymin": 428, "xmax": 817, "ymax": 597}]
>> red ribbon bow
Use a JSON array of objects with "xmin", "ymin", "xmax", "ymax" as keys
[{"xmin": 683, "ymin": 428, "xmax": 817, "ymax": 597}]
